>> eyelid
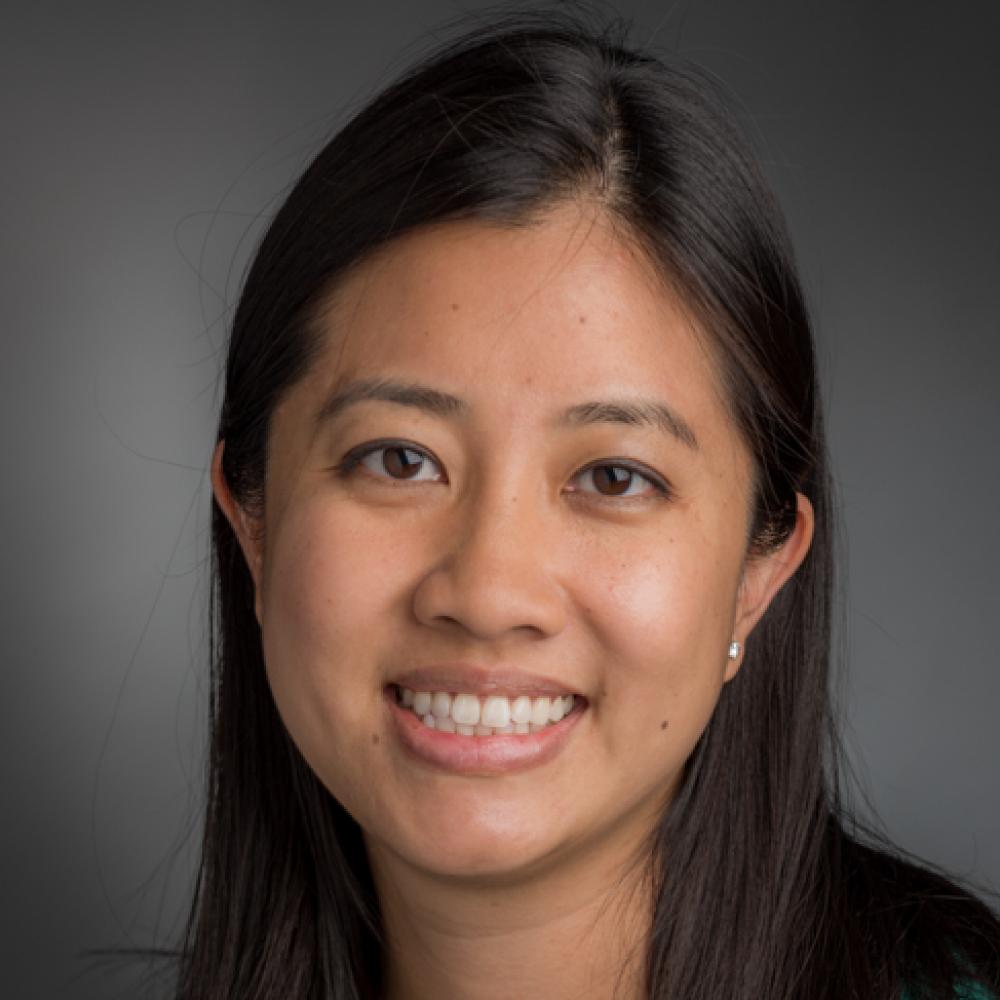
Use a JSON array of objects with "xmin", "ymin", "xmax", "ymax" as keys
[
  {"xmin": 336, "ymin": 438, "xmax": 445, "ymax": 483},
  {"xmin": 335, "ymin": 439, "xmax": 673, "ymax": 501},
  {"xmin": 571, "ymin": 457, "xmax": 672, "ymax": 502}
]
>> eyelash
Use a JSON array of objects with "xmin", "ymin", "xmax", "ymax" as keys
[{"xmin": 333, "ymin": 439, "xmax": 673, "ymax": 504}]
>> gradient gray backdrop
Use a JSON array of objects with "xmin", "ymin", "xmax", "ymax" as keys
[{"xmin": 2, "ymin": 2, "xmax": 998, "ymax": 997}]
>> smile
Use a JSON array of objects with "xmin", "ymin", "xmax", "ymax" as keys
[
  {"xmin": 394, "ymin": 684, "xmax": 576, "ymax": 736},
  {"xmin": 385, "ymin": 684, "xmax": 586, "ymax": 775}
]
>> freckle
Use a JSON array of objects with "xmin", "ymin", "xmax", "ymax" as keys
[
  {"xmin": 579, "ymin": 314, "xmax": 587, "ymax": 324},
  {"xmin": 451, "ymin": 302, "xmax": 459, "ymax": 311},
  {"xmin": 660, "ymin": 720, "xmax": 668, "ymax": 730},
  {"xmin": 371, "ymin": 734, "xmax": 380, "ymax": 745}
]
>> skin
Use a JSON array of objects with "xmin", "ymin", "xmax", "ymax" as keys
[{"xmin": 212, "ymin": 203, "xmax": 814, "ymax": 999}]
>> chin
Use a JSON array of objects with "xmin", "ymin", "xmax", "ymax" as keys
[{"xmin": 382, "ymin": 805, "xmax": 568, "ymax": 883}]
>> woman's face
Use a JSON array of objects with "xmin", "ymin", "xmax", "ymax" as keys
[{"xmin": 215, "ymin": 204, "xmax": 809, "ymax": 884}]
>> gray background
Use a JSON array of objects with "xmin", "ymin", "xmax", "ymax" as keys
[{"xmin": 2, "ymin": 1, "xmax": 997, "ymax": 997}]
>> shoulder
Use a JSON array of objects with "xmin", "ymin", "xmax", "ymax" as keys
[{"xmin": 836, "ymin": 834, "xmax": 1000, "ymax": 999}]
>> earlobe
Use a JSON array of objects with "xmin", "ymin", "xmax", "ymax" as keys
[
  {"xmin": 210, "ymin": 440, "xmax": 265, "ymax": 595},
  {"xmin": 727, "ymin": 493, "xmax": 815, "ymax": 680}
]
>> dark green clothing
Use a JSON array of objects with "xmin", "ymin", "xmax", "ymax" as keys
[{"xmin": 903, "ymin": 983, "xmax": 993, "ymax": 999}]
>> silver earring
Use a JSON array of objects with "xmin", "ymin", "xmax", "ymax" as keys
[{"xmin": 728, "ymin": 640, "xmax": 742, "ymax": 659}]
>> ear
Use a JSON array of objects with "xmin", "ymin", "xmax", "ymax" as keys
[
  {"xmin": 210, "ymin": 439, "xmax": 265, "ymax": 624},
  {"xmin": 726, "ymin": 493, "xmax": 815, "ymax": 681}
]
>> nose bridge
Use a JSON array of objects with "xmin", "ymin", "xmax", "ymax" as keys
[
  {"xmin": 461, "ymin": 465, "xmax": 546, "ymax": 571},
  {"xmin": 411, "ymin": 457, "xmax": 567, "ymax": 639}
]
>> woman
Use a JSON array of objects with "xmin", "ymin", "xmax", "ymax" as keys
[{"xmin": 179, "ymin": 10, "xmax": 1000, "ymax": 999}]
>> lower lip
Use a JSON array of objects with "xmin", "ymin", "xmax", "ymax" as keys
[{"xmin": 384, "ymin": 688, "xmax": 586, "ymax": 776}]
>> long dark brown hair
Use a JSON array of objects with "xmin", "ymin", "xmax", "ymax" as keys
[{"xmin": 168, "ymin": 9, "xmax": 1000, "ymax": 999}]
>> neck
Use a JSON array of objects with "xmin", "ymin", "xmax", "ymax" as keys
[{"xmin": 368, "ymin": 835, "xmax": 652, "ymax": 1000}]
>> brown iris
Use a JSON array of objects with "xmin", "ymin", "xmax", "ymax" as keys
[
  {"xmin": 382, "ymin": 446, "xmax": 426, "ymax": 479},
  {"xmin": 591, "ymin": 465, "xmax": 633, "ymax": 496}
]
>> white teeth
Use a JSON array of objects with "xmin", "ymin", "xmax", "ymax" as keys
[
  {"xmin": 400, "ymin": 685, "xmax": 581, "ymax": 737},
  {"xmin": 481, "ymin": 695, "xmax": 511, "ymax": 728},
  {"xmin": 510, "ymin": 695, "xmax": 533, "ymax": 724},
  {"xmin": 431, "ymin": 691, "xmax": 452, "ymax": 718},
  {"xmin": 555, "ymin": 695, "xmax": 573, "ymax": 719},
  {"xmin": 451, "ymin": 693, "xmax": 481, "ymax": 726},
  {"xmin": 529, "ymin": 697, "xmax": 551, "ymax": 725}
]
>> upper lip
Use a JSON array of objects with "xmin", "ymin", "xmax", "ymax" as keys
[{"xmin": 389, "ymin": 663, "xmax": 583, "ymax": 699}]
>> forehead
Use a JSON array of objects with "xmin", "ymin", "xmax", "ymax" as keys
[{"xmin": 286, "ymin": 205, "xmax": 744, "ymax": 464}]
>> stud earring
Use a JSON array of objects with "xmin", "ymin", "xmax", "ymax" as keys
[{"xmin": 728, "ymin": 640, "xmax": 742, "ymax": 659}]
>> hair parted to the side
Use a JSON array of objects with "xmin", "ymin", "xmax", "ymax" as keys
[{"xmin": 172, "ymin": 9, "xmax": 1000, "ymax": 1000}]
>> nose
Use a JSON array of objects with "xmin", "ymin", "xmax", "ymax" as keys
[{"xmin": 411, "ymin": 481, "xmax": 568, "ymax": 641}]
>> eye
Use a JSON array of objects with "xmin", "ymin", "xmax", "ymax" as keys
[
  {"xmin": 569, "ymin": 461, "xmax": 671, "ymax": 502},
  {"xmin": 334, "ymin": 441, "xmax": 672, "ymax": 502},
  {"xmin": 335, "ymin": 441, "xmax": 442, "ymax": 483}
]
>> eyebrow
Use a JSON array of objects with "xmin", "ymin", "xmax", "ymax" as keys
[{"xmin": 316, "ymin": 377, "xmax": 699, "ymax": 449}]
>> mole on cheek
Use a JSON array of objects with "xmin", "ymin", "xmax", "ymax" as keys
[
  {"xmin": 660, "ymin": 720, "xmax": 668, "ymax": 731},
  {"xmin": 372, "ymin": 734, "xmax": 380, "ymax": 745}
]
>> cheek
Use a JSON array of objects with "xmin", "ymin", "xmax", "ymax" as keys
[
  {"xmin": 256, "ymin": 499, "xmax": 408, "ymax": 793},
  {"xmin": 586, "ymin": 529, "xmax": 741, "ymax": 747},
  {"xmin": 261, "ymin": 490, "xmax": 430, "ymax": 659}
]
